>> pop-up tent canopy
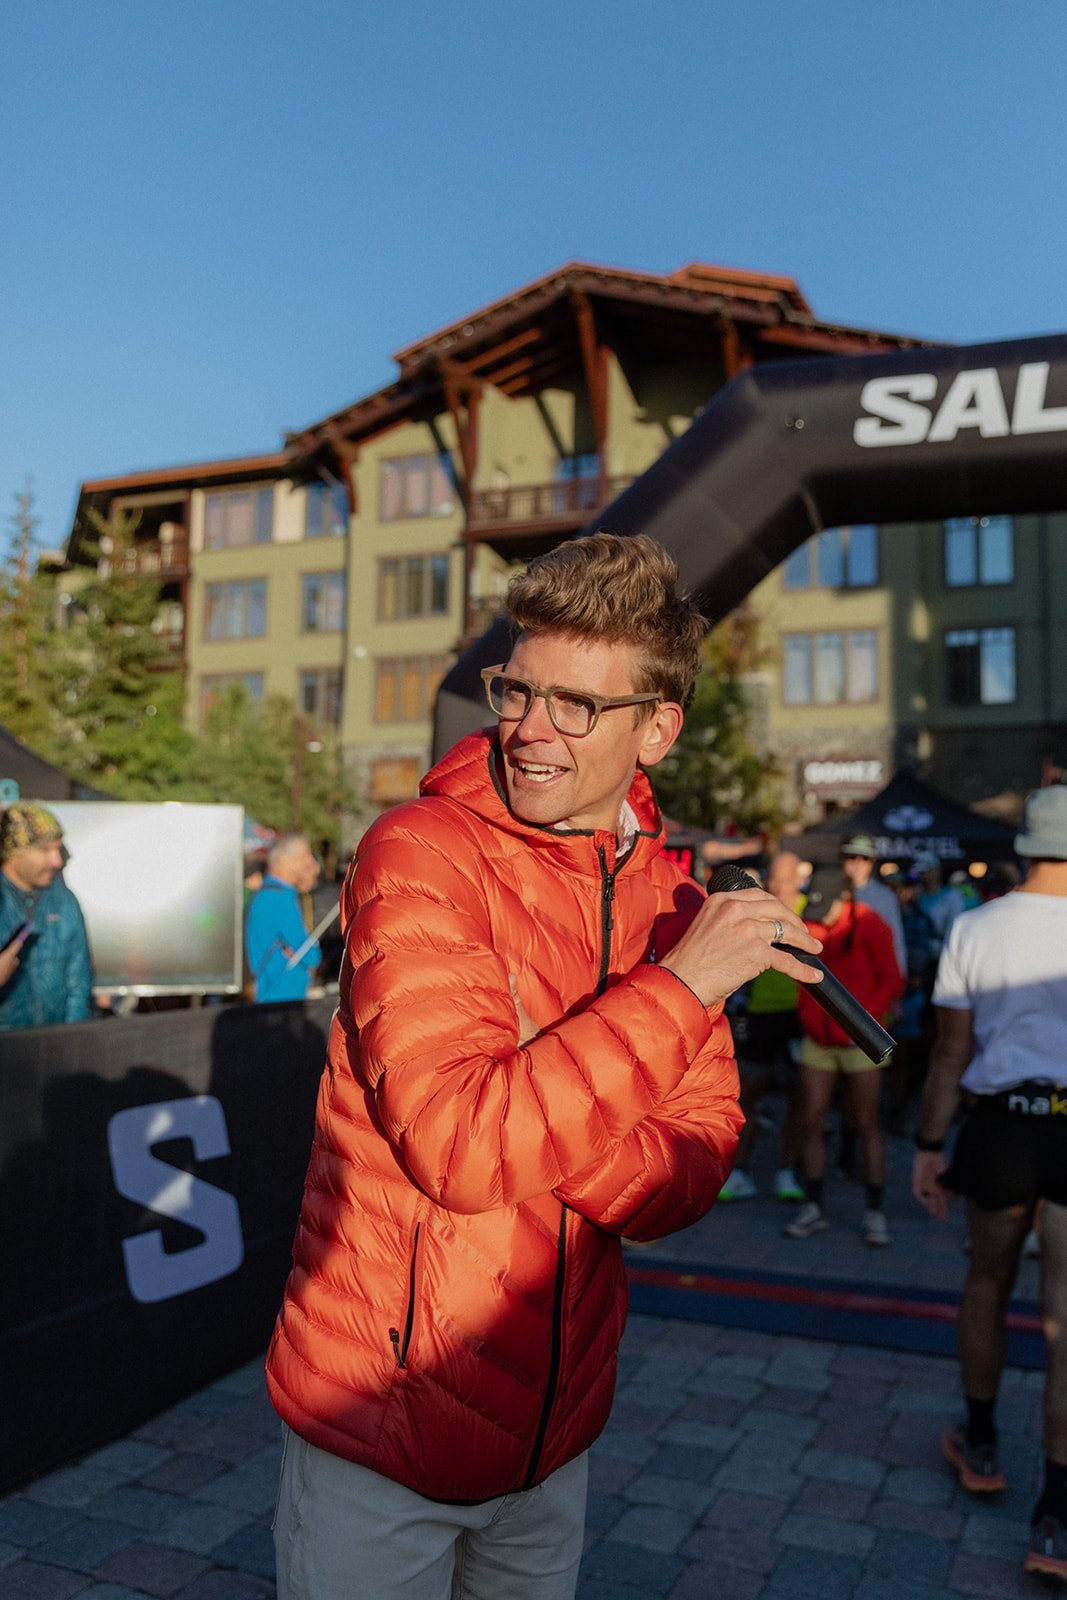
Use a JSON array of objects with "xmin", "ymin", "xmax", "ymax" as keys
[
  {"xmin": 780, "ymin": 769, "xmax": 1018, "ymax": 866},
  {"xmin": 0, "ymin": 725, "xmax": 105, "ymax": 802}
]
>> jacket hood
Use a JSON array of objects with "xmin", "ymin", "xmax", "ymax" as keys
[{"xmin": 420, "ymin": 730, "xmax": 667, "ymax": 866}]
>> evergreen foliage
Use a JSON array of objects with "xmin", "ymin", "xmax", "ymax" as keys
[
  {"xmin": 650, "ymin": 603, "xmax": 783, "ymax": 836},
  {"xmin": 183, "ymin": 684, "xmax": 361, "ymax": 863},
  {"xmin": 0, "ymin": 483, "xmax": 62, "ymax": 756},
  {"xmin": 51, "ymin": 506, "xmax": 194, "ymax": 795}
]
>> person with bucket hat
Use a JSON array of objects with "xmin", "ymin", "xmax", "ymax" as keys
[
  {"xmin": 913, "ymin": 784, "xmax": 1067, "ymax": 1581},
  {"xmin": 0, "ymin": 802, "xmax": 93, "ymax": 1029}
]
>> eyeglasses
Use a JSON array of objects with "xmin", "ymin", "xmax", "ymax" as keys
[{"xmin": 480, "ymin": 665, "xmax": 661, "ymax": 738}]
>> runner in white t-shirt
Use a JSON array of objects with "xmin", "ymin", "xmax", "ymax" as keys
[{"xmin": 913, "ymin": 785, "xmax": 1067, "ymax": 1584}]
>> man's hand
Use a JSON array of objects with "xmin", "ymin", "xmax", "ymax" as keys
[
  {"xmin": 0, "ymin": 936, "xmax": 21, "ymax": 989},
  {"xmin": 913, "ymin": 1150, "xmax": 951, "ymax": 1221},
  {"xmin": 658, "ymin": 887, "xmax": 823, "ymax": 1009}
]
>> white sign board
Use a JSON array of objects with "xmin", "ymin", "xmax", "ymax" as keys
[{"xmin": 40, "ymin": 802, "xmax": 244, "ymax": 995}]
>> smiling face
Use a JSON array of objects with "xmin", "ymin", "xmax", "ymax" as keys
[{"xmin": 496, "ymin": 632, "xmax": 682, "ymax": 834}]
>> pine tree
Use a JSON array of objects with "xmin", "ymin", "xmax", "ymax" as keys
[
  {"xmin": 0, "ymin": 482, "xmax": 66, "ymax": 761},
  {"xmin": 54, "ymin": 506, "xmax": 195, "ymax": 794},
  {"xmin": 650, "ymin": 603, "xmax": 784, "ymax": 835},
  {"xmin": 184, "ymin": 685, "xmax": 361, "ymax": 859}
]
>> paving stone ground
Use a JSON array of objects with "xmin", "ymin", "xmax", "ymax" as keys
[{"xmin": 2, "ymin": 1126, "xmax": 1052, "ymax": 1597}]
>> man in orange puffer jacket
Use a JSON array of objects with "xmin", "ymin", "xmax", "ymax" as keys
[{"xmin": 266, "ymin": 533, "xmax": 824, "ymax": 1600}]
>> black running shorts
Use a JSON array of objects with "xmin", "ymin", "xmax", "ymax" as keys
[{"xmin": 942, "ymin": 1095, "xmax": 1067, "ymax": 1211}]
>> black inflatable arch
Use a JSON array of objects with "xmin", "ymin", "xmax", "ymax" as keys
[{"xmin": 434, "ymin": 331, "xmax": 1067, "ymax": 759}]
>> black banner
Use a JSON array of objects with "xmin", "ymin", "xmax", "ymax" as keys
[{"xmin": 0, "ymin": 999, "xmax": 331, "ymax": 1493}]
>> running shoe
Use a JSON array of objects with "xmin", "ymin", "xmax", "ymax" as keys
[
  {"xmin": 783, "ymin": 1201, "xmax": 828, "ymax": 1239},
  {"xmin": 863, "ymin": 1209, "xmax": 891, "ymax": 1248},
  {"xmin": 1026, "ymin": 1515, "xmax": 1067, "ymax": 1580},
  {"xmin": 719, "ymin": 1169, "xmax": 757, "ymax": 1202},
  {"xmin": 774, "ymin": 1167, "xmax": 805, "ymax": 1202},
  {"xmin": 941, "ymin": 1424, "xmax": 1006, "ymax": 1493}
]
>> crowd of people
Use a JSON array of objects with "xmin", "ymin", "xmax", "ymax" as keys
[
  {"xmin": 712, "ymin": 804, "xmax": 1067, "ymax": 1584},
  {"xmin": 717, "ymin": 834, "xmax": 1016, "ymax": 1243}
]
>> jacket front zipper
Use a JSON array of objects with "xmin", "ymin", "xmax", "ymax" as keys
[
  {"xmin": 524, "ymin": 1205, "xmax": 568, "ymax": 1487},
  {"xmin": 596, "ymin": 844, "xmax": 617, "ymax": 995},
  {"xmin": 389, "ymin": 1222, "xmax": 421, "ymax": 1369}
]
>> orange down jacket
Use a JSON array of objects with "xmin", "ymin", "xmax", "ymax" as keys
[{"xmin": 265, "ymin": 731, "xmax": 741, "ymax": 1502}]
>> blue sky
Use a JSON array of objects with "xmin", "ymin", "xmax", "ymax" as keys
[{"xmin": 3, "ymin": 1, "xmax": 1066, "ymax": 552}]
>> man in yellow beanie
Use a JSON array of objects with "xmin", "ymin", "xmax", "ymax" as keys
[{"xmin": 0, "ymin": 803, "xmax": 93, "ymax": 1029}]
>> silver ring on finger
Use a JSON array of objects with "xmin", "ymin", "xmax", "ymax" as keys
[{"xmin": 772, "ymin": 919, "xmax": 784, "ymax": 944}]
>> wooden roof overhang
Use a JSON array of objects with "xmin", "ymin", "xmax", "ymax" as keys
[
  {"xmin": 67, "ymin": 451, "xmax": 290, "ymax": 564},
  {"xmin": 283, "ymin": 261, "xmax": 935, "ymax": 503}
]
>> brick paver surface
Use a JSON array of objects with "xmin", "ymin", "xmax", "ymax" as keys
[{"xmin": 2, "ymin": 1129, "xmax": 1051, "ymax": 1596}]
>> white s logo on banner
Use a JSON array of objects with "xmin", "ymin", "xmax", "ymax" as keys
[{"xmin": 107, "ymin": 1097, "xmax": 245, "ymax": 1304}]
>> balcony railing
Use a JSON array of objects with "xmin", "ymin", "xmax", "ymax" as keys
[
  {"xmin": 112, "ymin": 534, "xmax": 190, "ymax": 579},
  {"xmin": 467, "ymin": 475, "xmax": 634, "ymax": 531}
]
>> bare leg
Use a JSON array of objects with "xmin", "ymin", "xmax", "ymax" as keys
[
  {"xmin": 731, "ymin": 1066, "xmax": 770, "ymax": 1171},
  {"xmin": 779, "ymin": 1064, "xmax": 805, "ymax": 1173},
  {"xmin": 960, "ymin": 1199, "xmax": 1032, "ymax": 1402},
  {"xmin": 844, "ymin": 1068, "xmax": 886, "ymax": 1189},
  {"xmin": 798, "ymin": 1065, "xmax": 836, "ymax": 1186}
]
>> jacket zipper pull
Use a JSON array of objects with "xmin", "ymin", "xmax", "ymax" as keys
[
  {"xmin": 604, "ymin": 873, "xmax": 616, "ymax": 933},
  {"xmin": 389, "ymin": 1327, "xmax": 405, "ymax": 1369}
]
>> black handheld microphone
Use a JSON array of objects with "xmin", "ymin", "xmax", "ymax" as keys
[{"xmin": 708, "ymin": 864, "xmax": 896, "ymax": 1065}]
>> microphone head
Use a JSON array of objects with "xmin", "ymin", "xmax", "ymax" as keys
[{"xmin": 707, "ymin": 863, "xmax": 759, "ymax": 895}]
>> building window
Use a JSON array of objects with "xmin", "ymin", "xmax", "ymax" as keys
[
  {"xmin": 782, "ymin": 630, "xmax": 878, "ymax": 706},
  {"xmin": 204, "ymin": 579, "xmax": 267, "ymax": 640},
  {"xmin": 301, "ymin": 571, "xmax": 346, "ymax": 633},
  {"xmin": 379, "ymin": 454, "xmax": 455, "ymax": 520},
  {"xmin": 299, "ymin": 668, "xmax": 342, "ymax": 727},
  {"xmin": 551, "ymin": 452, "xmax": 601, "ymax": 513},
  {"xmin": 370, "ymin": 757, "xmax": 422, "ymax": 806},
  {"xmin": 203, "ymin": 487, "xmax": 274, "ymax": 549},
  {"xmin": 378, "ymin": 552, "xmax": 450, "ymax": 620},
  {"xmin": 782, "ymin": 525, "xmax": 879, "ymax": 590},
  {"xmin": 305, "ymin": 480, "xmax": 348, "ymax": 539},
  {"xmin": 944, "ymin": 515, "xmax": 1014, "ymax": 586},
  {"xmin": 199, "ymin": 673, "xmax": 264, "ymax": 724},
  {"xmin": 946, "ymin": 627, "xmax": 1016, "ymax": 705},
  {"xmin": 374, "ymin": 654, "xmax": 451, "ymax": 723}
]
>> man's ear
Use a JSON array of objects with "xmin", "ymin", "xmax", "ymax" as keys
[{"xmin": 638, "ymin": 701, "xmax": 683, "ymax": 768}]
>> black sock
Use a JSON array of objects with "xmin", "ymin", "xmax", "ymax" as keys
[
  {"xmin": 866, "ymin": 1184, "xmax": 885, "ymax": 1211},
  {"xmin": 965, "ymin": 1396, "xmax": 996, "ymax": 1449},
  {"xmin": 1034, "ymin": 1458, "xmax": 1067, "ymax": 1523},
  {"xmin": 806, "ymin": 1178, "xmax": 824, "ymax": 1207}
]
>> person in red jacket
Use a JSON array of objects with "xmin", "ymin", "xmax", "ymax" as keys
[
  {"xmin": 784, "ymin": 863, "xmax": 904, "ymax": 1248},
  {"xmin": 266, "ymin": 532, "xmax": 823, "ymax": 1600}
]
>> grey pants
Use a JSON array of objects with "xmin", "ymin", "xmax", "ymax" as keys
[{"xmin": 273, "ymin": 1425, "xmax": 588, "ymax": 1600}]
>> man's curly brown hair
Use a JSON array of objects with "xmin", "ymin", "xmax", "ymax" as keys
[{"xmin": 505, "ymin": 532, "xmax": 707, "ymax": 710}]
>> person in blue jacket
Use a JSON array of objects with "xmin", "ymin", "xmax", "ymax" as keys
[
  {"xmin": 245, "ymin": 832, "xmax": 323, "ymax": 1002},
  {"xmin": 0, "ymin": 803, "xmax": 93, "ymax": 1029}
]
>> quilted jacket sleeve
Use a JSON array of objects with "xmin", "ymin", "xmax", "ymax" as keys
[
  {"xmin": 553, "ymin": 1028, "xmax": 742, "ymax": 1241},
  {"xmin": 345, "ymin": 808, "xmax": 737, "ymax": 1217}
]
